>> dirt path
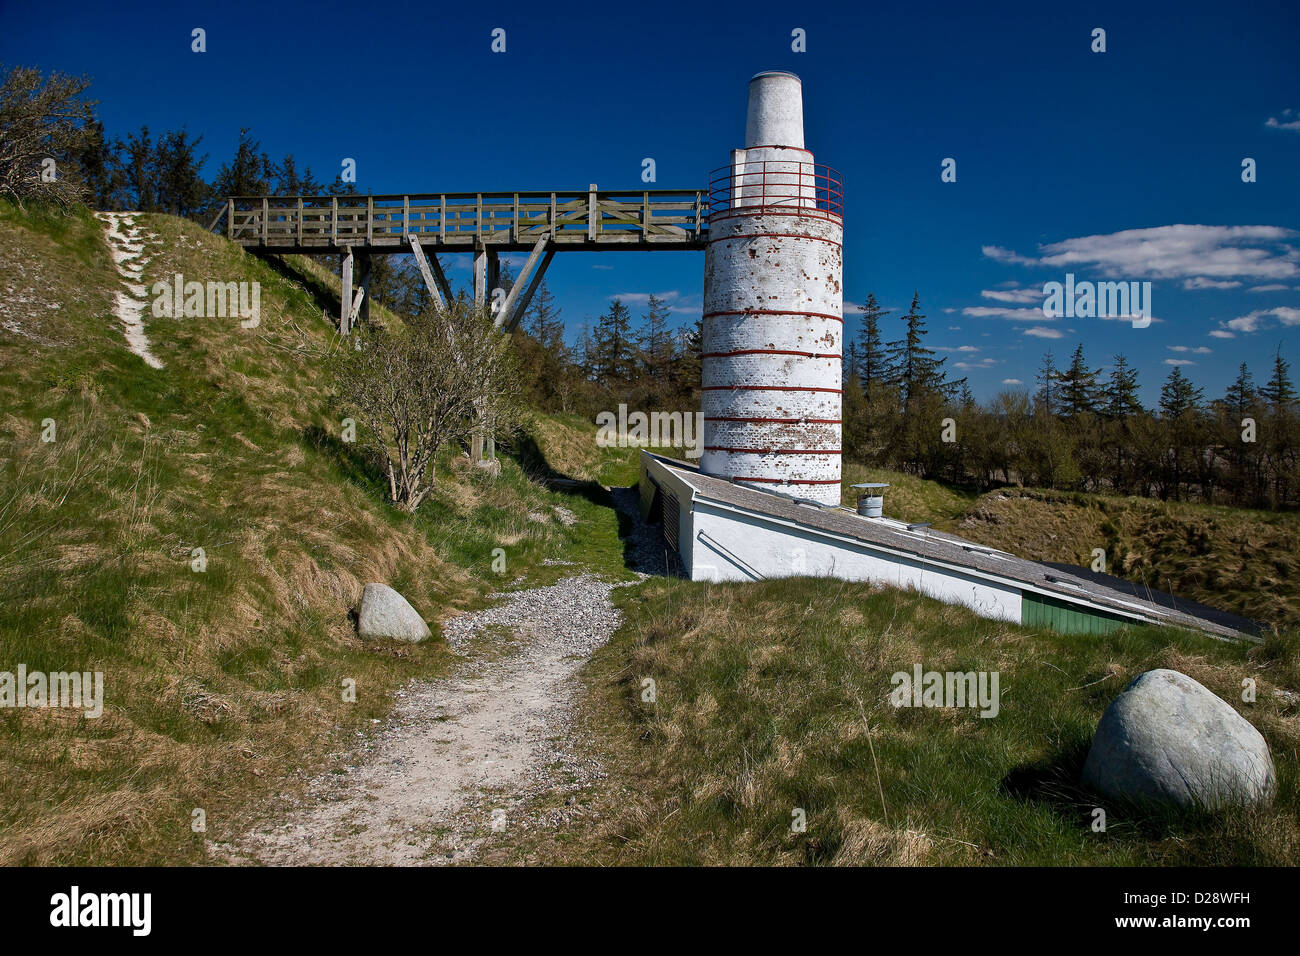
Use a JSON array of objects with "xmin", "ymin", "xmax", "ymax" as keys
[
  {"xmin": 230, "ymin": 488, "xmax": 660, "ymax": 865},
  {"xmin": 95, "ymin": 211, "xmax": 163, "ymax": 369}
]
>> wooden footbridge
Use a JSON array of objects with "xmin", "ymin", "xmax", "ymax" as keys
[{"xmin": 214, "ymin": 186, "xmax": 709, "ymax": 334}]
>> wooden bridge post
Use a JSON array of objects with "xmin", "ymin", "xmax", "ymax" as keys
[
  {"xmin": 359, "ymin": 253, "xmax": 371, "ymax": 327},
  {"xmin": 473, "ymin": 247, "xmax": 487, "ymax": 310},
  {"xmin": 340, "ymin": 247, "xmax": 353, "ymax": 335},
  {"xmin": 486, "ymin": 249, "xmax": 500, "ymax": 310},
  {"xmin": 587, "ymin": 183, "xmax": 597, "ymax": 241}
]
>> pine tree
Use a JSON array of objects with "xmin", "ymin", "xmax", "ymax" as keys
[
  {"xmin": 1034, "ymin": 350, "xmax": 1059, "ymax": 416},
  {"xmin": 638, "ymin": 293, "xmax": 674, "ymax": 390},
  {"xmin": 590, "ymin": 298, "xmax": 635, "ymax": 388},
  {"xmin": 1261, "ymin": 346, "xmax": 1297, "ymax": 414},
  {"xmin": 154, "ymin": 129, "xmax": 209, "ymax": 219},
  {"xmin": 1159, "ymin": 366, "xmax": 1204, "ymax": 418},
  {"xmin": 121, "ymin": 126, "xmax": 156, "ymax": 211},
  {"xmin": 210, "ymin": 128, "xmax": 274, "ymax": 199},
  {"xmin": 1102, "ymin": 354, "xmax": 1142, "ymax": 420},
  {"xmin": 1057, "ymin": 343, "xmax": 1101, "ymax": 419},
  {"xmin": 526, "ymin": 280, "xmax": 564, "ymax": 351},
  {"xmin": 856, "ymin": 293, "xmax": 890, "ymax": 397},
  {"xmin": 883, "ymin": 292, "xmax": 956, "ymax": 403}
]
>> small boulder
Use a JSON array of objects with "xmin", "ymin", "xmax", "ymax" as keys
[
  {"xmin": 357, "ymin": 583, "xmax": 431, "ymax": 643},
  {"xmin": 1082, "ymin": 668, "xmax": 1275, "ymax": 810}
]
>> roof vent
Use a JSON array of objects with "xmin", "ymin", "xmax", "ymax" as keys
[{"xmin": 851, "ymin": 482, "xmax": 889, "ymax": 518}]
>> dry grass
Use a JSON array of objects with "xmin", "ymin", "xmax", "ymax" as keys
[
  {"xmin": 497, "ymin": 577, "xmax": 1300, "ymax": 866},
  {"xmin": 0, "ymin": 204, "xmax": 609, "ymax": 865}
]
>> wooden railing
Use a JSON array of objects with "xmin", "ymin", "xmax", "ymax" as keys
[{"xmin": 225, "ymin": 188, "xmax": 709, "ymax": 251}]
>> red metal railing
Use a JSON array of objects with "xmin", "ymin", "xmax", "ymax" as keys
[{"xmin": 708, "ymin": 161, "xmax": 843, "ymax": 224}]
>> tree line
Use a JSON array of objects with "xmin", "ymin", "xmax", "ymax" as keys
[
  {"xmin": 511, "ymin": 286, "xmax": 1299, "ymax": 511},
  {"xmin": 1, "ymin": 63, "xmax": 355, "ymax": 217}
]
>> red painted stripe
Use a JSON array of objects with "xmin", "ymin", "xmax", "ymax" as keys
[
  {"xmin": 705, "ymin": 416, "xmax": 842, "ymax": 425},
  {"xmin": 705, "ymin": 447, "xmax": 842, "ymax": 456},
  {"xmin": 702, "ymin": 348, "xmax": 841, "ymax": 360},
  {"xmin": 709, "ymin": 210, "xmax": 844, "ymax": 226},
  {"xmin": 706, "ymin": 231, "xmax": 842, "ymax": 249},
  {"xmin": 704, "ymin": 309, "xmax": 843, "ymax": 323},
  {"xmin": 702, "ymin": 385, "xmax": 842, "ymax": 394},
  {"xmin": 731, "ymin": 476, "xmax": 843, "ymax": 485}
]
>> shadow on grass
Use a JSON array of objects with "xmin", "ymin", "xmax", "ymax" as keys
[
  {"xmin": 303, "ymin": 424, "xmax": 388, "ymax": 498},
  {"xmin": 262, "ymin": 253, "xmax": 341, "ymax": 318},
  {"xmin": 503, "ymin": 429, "xmax": 681, "ymax": 578},
  {"xmin": 1000, "ymin": 741, "xmax": 1228, "ymax": 842}
]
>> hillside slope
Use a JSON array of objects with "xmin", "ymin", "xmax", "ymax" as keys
[{"xmin": 0, "ymin": 203, "xmax": 627, "ymax": 864}]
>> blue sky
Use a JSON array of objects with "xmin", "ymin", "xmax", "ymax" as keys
[{"xmin": 3, "ymin": 0, "xmax": 1298, "ymax": 404}]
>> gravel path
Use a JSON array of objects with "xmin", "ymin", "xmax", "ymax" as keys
[{"xmin": 230, "ymin": 486, "xmax": 666, "ymax": 865}]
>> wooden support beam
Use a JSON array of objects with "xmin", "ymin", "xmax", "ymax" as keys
[
  {"xmin": 504, "ymin": 249, "xmax": 554, "ymax": 334},
  {"xmin": 349, "ymin": 285, "xmax": 366, "ymax": 324},
  {"xmin": 428, "ymin": 252, "xmax": 452, "ymax": 310},
  {"xmin": 495, "ymin": 236, "xmax": 548, "ymax": 330},
  {"xmin": 340, "ymin": 247, "xmax": 353, "ymax": 334},
  {"xmin": 473, "ymin": 248, "xmax": 487, "ymax": 310},
  {"xmin": 587, "ymin": 183, "xmax": 597, "ymax": 241},
  {"xmin": 486, "ymin": 249, "xmax": 500, "ymax": 308},
  {"xmin": 358, "ymin": 254, "xmax": 371, "ymax": 327},
  {"xmin": 408, "ymin": 235, "xmax": 447, "ymax": 312}
]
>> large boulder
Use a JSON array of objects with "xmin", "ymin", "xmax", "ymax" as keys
[
  {"xmin": 357, "ymin": 584, "xmax": 431, "ymax": 643},
  {"xmin": 1082, "ymin": 669, "xmax": 1275, "ymax": 810}
]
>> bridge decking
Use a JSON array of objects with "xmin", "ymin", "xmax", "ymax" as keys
[{"xmin": 224, "ymin": 188, "xmax": 709, "ymax": 253}]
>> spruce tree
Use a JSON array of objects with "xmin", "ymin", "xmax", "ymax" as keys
[
  {"xmin": 1057, "ymin": 343, "xmax": 1101, "ymax": 419},
  {"xmin": 856, "ymin": 293, "xmax": 890, "ymax": 397}
]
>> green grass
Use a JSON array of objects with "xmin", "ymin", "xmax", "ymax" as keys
[
  {"xmin": 0, "ymin": 203, "xmax": 630, "ymax": 864},
  {"xmin": 839, "ymin": 462, "xmax": 979, "ymax": 525},
  {"xmin": 528, "ymin": 576, "xmax": 1300, "ymax": 866}
]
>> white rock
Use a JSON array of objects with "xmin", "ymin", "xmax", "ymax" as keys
[
  {"xmin": 357, "ymin": 584, "xmax": 431, "ymax": 643},
  {"xmin": 1082, "ymin": 669, "xmax": 1276, "ymax": 810}
]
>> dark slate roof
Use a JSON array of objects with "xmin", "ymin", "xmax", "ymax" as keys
[{"xmin": 645, "ymin": 453, "xmax": 1258, "ymax": 642}]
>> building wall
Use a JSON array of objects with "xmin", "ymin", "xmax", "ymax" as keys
[{"xmin": 687, "ymin": 500, "xmax": 1024, "ymax": 624}]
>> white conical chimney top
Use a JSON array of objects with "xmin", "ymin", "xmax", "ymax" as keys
[{"xmin": 744, "ymin": 71, "xmax": 804, "ymax": 149}]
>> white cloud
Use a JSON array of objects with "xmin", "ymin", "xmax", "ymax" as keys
[
  {"xmin": 936, "ymin": 345, "xmax": 980, "ymax": 352},
  {"xmin": 1168, "ymin": 345, "xmax": 1212, "ymax": 354},
  {"xmin": 980, "ymin": 286, "xmax": 1041, "ymax": 304},
  {"xmin": 983, "ymin": 225, "xmax": 1300, "ymax": 281},
  {"xmin": 613, "ymin": 291, "xmax": 680, "ymax": 305},
  {"xmin": 1265, "ymin": 108, "xmax": 1300, "ymax": 132},
  {"xmin": 1227, "ymin": 306, "xmax": 1300, "ymax": 333},
  {"xmin": 1184, "ymin": 277, "xmax": 1241, "ymax": 290},
  {"xmin": 1249, "ymin": 283, "xmax": 1289, "ymax": 292},
  {"xmin": 1024, "ymin": 326, "xmax": 1063, "ymax": 339},
  {"xmin": 1001, "ymin": 378, "xmax": 1023, "ymax": 385},
  {"xmin": 1209, "ymin": 329, "xmax": 1235, "ymax": 339},
  {"xmin": 963, "ymin": 305, "xmax": 1050, "ymax": 322},
  {"xmin": 955, "ymin": 358, "xmax": 998, "ymax": 370},
  {"xmin": 1164, "ymin": 359, "xmax": 1196, "ymax": 366}
]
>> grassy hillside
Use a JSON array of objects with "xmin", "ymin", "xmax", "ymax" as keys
[
  {"xmin": 0, "ymin": 202, "xmax": 630, "ymax": 865},
  {"xmin": 489, "ymin": 577, "xmax": 1300, "ymax": 866},
  {"xmin": 952, "ymin": 488, "xmax": 1300, "ymax": 630}
]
